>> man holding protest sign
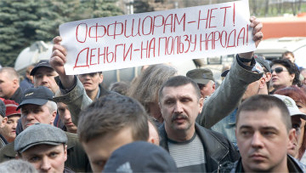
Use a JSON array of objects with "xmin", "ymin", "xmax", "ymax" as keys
[
  {"xmin": 51, "ymin": 0, "xmax": 263, "ymax": 127},
  {"xmin": 155, "ymin": 13, "xmax": 266, "ymax": 171},
  {"xmin": 51, "ymin": 17, "xmax": 263, "ymax": 173},
  {"xmin": 50, "ymin": 0, "xmax": 264, "ymax": 171}
]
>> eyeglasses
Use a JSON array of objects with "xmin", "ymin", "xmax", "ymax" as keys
[{"xmin": 271, "ymin": 67, "xmax": 288, "ymax": 74}]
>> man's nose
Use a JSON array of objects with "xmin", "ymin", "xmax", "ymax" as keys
[
  {"xmin": 173, "ymin": 101, "xmax": 183, "ymax": 114},
  {"xmin": 251, "ymin": 132, "xmax": 264, "ymax": 148},
  {"xmin": 40, "ymin": 157, "xmax": 52, "ymax": 171}
]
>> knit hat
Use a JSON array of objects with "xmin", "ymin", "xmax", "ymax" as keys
[
  {"xmin": 0, "ymin": 99, "xmax": 5, "ymax": 117},
  {"xmin": 3, "ymin": 100, "xmax": 21, "ymax": 117}
]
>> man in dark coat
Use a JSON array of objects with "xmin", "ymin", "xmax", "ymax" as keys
[{"xmin": 158, "ymin": 76, "xmax": 239, "ymax": 172}]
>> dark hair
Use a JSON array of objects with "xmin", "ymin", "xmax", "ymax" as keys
[
  {"xmin": 271, "ymin": 59, "xmax": 301, "ymax": 86},
  {"xmin": 282, "ymin": 51, "xmax": 294, "ymax": 59},
  {"xmin": 109, "ymin": 82, "xmax": 129, "ymax": 96},
  {"xmin": 0, "ymin": 159, "xmax": 38, "ymax": 173},
  {"xmin": 78, "ymin": 93, "xmax": 149, "ymax": 143},
  {"xmin": 197, "ymin": 83, "xmax": 207, "ymax": 90},
  {"xmin": 236, "ymin": 95, "xmax": 291, "ymax": 132},
  {"xmin": 158, "ymin": 75, "xmax": 201, "ymax": 101}
]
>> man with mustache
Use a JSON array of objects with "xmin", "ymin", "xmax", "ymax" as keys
[
  {"xmin": 221, "ymin": 95, "xmax": 305, "ymax": 172},
  {"xmin": 158, "ymin": 75, "xmax": 239, "ymax": 172}
]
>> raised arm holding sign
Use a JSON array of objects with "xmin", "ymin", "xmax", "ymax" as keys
[
  {"xmin": 56, "ymin": 0, "xmax": 257, "ymax": 76},
  {"xmin": 50, "ymin": 0, "xmax": 263, "ymax": 127}
]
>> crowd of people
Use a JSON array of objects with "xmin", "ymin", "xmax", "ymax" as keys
[{"xmin": 0, "ymin": 16, "xmax": 306, "ymax": 173}]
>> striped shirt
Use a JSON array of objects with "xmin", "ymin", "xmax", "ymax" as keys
[{"xmin": 168, "ymin": 133, "xmax": 206, "ymax": 172}]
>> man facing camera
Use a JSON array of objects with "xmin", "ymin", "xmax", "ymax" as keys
[
  {"xmin": 14, "ymin": 123, "xmax": 71, "ymax": 173},
  {"xmin": 219, "ymin": 95, "xmax": 305, "ymax": 172}
]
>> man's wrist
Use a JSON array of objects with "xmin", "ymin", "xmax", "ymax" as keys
[
  {"xmin": 236, "ymin": 54, "xmax": 255, "ymax": 70},
  {"xmin": 238, "ymin": 57, "xmax": 252, "ymax": 63}
]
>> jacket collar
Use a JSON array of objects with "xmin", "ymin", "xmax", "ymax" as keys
[
  {"xmin": 233, "ymin": 155, "xmax": 304, "ymax": 172},
  {"xmin": 159, "ymin": 123, "xmax": 230, "ymax": 172}
]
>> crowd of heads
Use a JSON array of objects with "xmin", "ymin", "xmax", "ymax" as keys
[{"xmin": 0, "ymin": 34, "xmax": 306, "ymax": 173}]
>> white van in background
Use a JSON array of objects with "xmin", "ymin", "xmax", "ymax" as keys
[{"xmin": 254, "ymin": 37, "xmax": 306, "ymax": 68}]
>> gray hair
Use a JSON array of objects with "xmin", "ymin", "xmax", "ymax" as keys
[
  {"xmin": 128, "ymin": 64, "xmax": 177, "ymax": 113},
  {"xmin": 45, "ymin": 101, "xmax": 57, "ymax": 113},
  {"xmin": 0, "ymin": 159, "xmax": 37, "ymax": 173}
]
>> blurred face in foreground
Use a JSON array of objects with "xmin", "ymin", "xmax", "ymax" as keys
[{"xmin": 82, "ymin": 127, "xmax": 134, "ymax": 172}]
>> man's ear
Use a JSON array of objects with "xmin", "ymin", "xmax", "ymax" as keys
[
  {"xmin": 198, "ymin": 97, "xmax": 204, "ymax": 113},
  {"xmin": 99, "ymin": 73, "xmax": 104, "ymax": 83},
  {"xmin": 50, "ymin": 111, "xmax": 57, "ymax": 125},
  {"xmin": 12, "ymin": 79, "xmax": 19, "ymax": 89},
  {"xmin": 265, "ymin": 72, "xmax": 272, "ymax": 82},
  {"xmin": 288, "ymin": 128, "xmax": 296, "ymax": 148},
  {"xmin": 0, "ymin": 117, "xmax": 8, "ymax": 128},
  {"xmin": 259, "ymin": 77, "xmax": 266, "ymax": 89}
]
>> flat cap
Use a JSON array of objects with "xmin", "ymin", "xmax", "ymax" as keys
[
  {"xmin": 255, "ymin": 55, "xmax": 271, "ymax": 73},
  {"xmin": 186, "ymin": 68, "xmax": 215, "ymax": 85},
  {"xmin": 14, "ymin": 123, "xmax": 67, "ymax": 153}
]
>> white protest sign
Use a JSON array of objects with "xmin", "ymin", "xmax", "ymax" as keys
[{"xmin": 60, "ymin": 0, "xmax": 253, "ymax": 75}]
